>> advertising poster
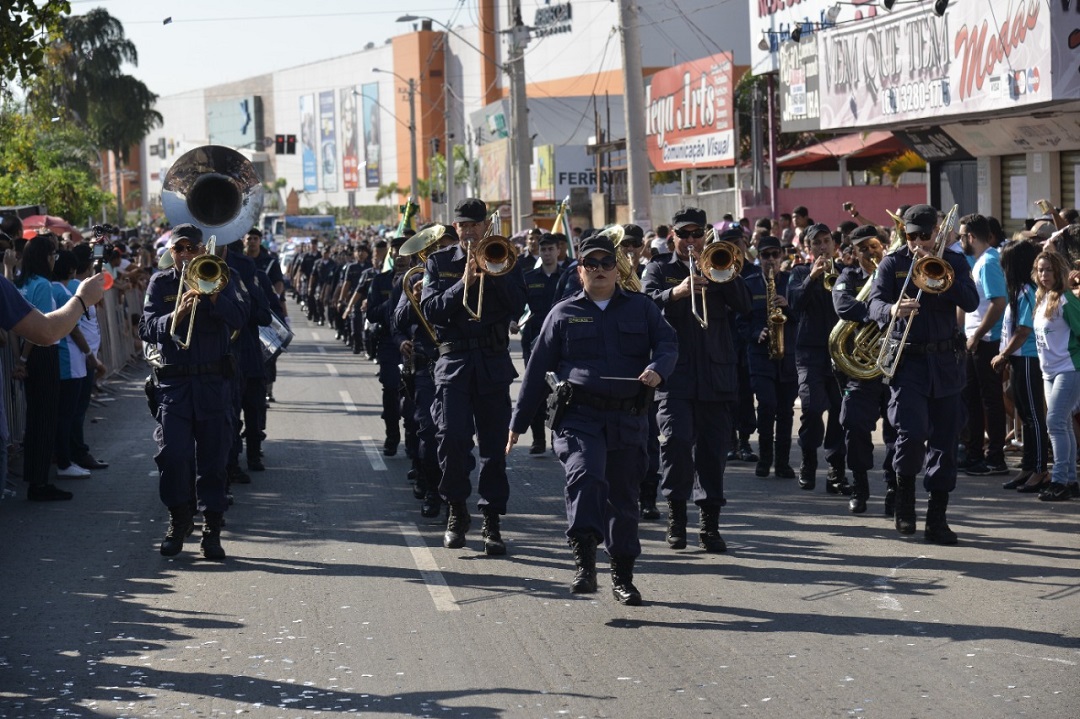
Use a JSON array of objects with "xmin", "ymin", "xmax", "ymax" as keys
[
  {"xmin": 300, "ymin": 94, "xmax": 317, "ymax": 192},
  {"xmin": 532, "ymin": 144, "xmax": 554, "ymax": 201},
  {"xmin": 778, "ymin": 35, "xmax": 821, "ymax": 132},
  {"xmin": 814, "ymin": 1, "xmax": 1052, "ymax": 130},
  {"xmin": 479, "ymin": 137, "xmax": 510, "ymax": 203},
  {"xmin": 361, "ymin": 83, "xmax": 381, "ymax": 188},
  {"xmin": 319, "ymin": 90, "xmax": 338, "ymax": 193},
  {"xmin": 340, "ymin": 88, "xmax": 359, "ymax": 191},
  {"xmin": 644, "ymin": 51, "xmax": 735, "ymax": 172}
]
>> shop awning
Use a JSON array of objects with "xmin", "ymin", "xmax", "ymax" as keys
[{"xmin": 776, "ymin": 131, "xmax": 910, "ymax": 171}]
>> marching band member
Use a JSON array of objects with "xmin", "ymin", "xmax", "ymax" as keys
[
  {"xmin": 367, "ymin": 236, "xmax": 409, "ymax": 456},
  {"xmin": 140, "ymin": 224, "xmax": 244, "ymax": 559},
  {"xmin": 738, "ymin": 236, "xmax": 797, "ymax": 480},
  {"xmin": 787, "ymin": 223, "xmax": 849, "ymax": 495},
  {"xmin": 642, "ymin": 207, "xmax": 751, "ymax": 553},
  {"xmin": 507, "ymin": 234, "xmax": 677, "ymax": 603},
  {"xmin": 831, "ymin": 225, "xmax": 896, "ymax": 514},
  {"xmin": 868, "ymin": 204, "xmax": 978, "ymax": 544},
  {"xmin": 421, "ymin": 198, "xmax": 526, "ymax": 555}
]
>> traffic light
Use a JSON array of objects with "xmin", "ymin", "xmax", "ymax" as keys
[
  {"xmin": 275, "ymin": 134, "xmax": 285, "ymax": 154},
  {"xmin": 286, "ymin": 134, "xmax": 296, "ymax": 154},
  {"xmin": 431, "ymin": 137, "xmax": 440, "ymax": 154}
]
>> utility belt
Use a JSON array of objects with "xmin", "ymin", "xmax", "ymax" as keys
[
  {"xmin": 569, "ymin": 386, "xmax": 650, "ymax": 415},
  {"xmin": 154, "ymin": 357, "xmax": 234, "ymax": 381},
  {"xmin": 545, "ymin": 373, "xmax": 653, "ymax": 431},
  {"xmin": 901, "ymin": 336, "xmax": 963, "ymax": 356},
  {"xmin": 438, "ymin": 330, "xmax": 508, "ymax": 357}
]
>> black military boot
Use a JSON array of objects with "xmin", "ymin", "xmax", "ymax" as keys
[
  {"xmin": 774, "ymin": 437, "xmax": 795, "ymax": 479},
  {"xmin": 639, "ymin": 476, "xmax": 661, "ymax": 520},
  {"xmin": 247, "ymin": 447, "xmax": 265, "ymax": 472},
  {"xmin": 410, "ymin": 462, "xmax": 426, "ymax": 500},
  {"xmin": 883, "ymin": 474, "xmax": 897, "ymax": 517},
  {"xmin": 610, "ymin": 556, "xmax": 642, "ymax": 606},
  {"xmin": 160, "ymin": 505, "xmax": 195, "ymax": 557},
  {"xmin": 698, "ymin": 505, "xmax": 727, "ymax": 553},
  {"xmin": 666, "ymin": 499, "xmax": 688, "ymax": 549},
  {"xmin": 755, "ymin": 436, "xmax": 773, "ymax": 478},
  {"xmin": 200, "ymin": 511, "xmax": 226, "ymax": 560},
  {"xmin": 798, "ymin": 451, "xmax": 817, "ymax": 490},
  {"xmin": 849, "ymin": 471, "xmax": 869, "ymax": 514},
  {"xmin": 443, "ymin": 502, "xmax": 471, "ymax": 549},
  {"xmin": 480, "ymin": 507, "xmax": 506, "ymax": 556},
  {"xmin": 227, "ymin": 462, "xmax": 251, "ymax": 485},
  {"xmin": 421, "ymin": 491, "xmax": 442, "ymax": 518},
  {"xmin": 383, "ymin": 423, "xmax": 400, "ymax": 457},
  {"xmin": 894, "ymin": 475, "xmax": 917, "ymax": 535},
  {"xmin": 924, "ymin": 491, "xmax": 958, "ymax": 545},
  {"xmin": 568, "ymin": 534, "xmax": 598, "ymax": 594},
  {"xmin": 826, "ymin": 465, "xmax": 852, "ymax": 496}
]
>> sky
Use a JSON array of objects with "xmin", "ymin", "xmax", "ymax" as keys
[{"xmin": 69, "ymin": 0, "xmax": 478, "ymax": 98}]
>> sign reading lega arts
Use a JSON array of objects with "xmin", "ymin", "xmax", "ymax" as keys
[
  {"xmin": 645, "ymin": 51, "xmax": 735, "ymax": 172},
  {"xmin": 812, "ymin": 1, "xmax": 1053, "ymax": 131}
]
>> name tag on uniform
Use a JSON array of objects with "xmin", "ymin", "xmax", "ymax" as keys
[
  {"xmin": 163, "ymin": 294, "xmax": 177, "ymax": 303},
  {"xmin": 568, "ymin": 317, "xmax": 593, "ymax": 324},
  {"xmin": 895, "ymin": 271, "xmax": 908, "ymax": 279},
  {"xmin": 665, "ymin": 277, "xmax": 681, "ymax": 285},
  {"xmin": 528, "ymin": 283, "xmax": 546, "ymax": 289},
  {"xmin": 439, "ymin": 272, "xmax": 462, "ymax": 280}
]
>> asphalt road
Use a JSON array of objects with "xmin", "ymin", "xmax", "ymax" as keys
[{"xmin": 0, "ymin": 303, "xmax": 1077, "ymax": 719}]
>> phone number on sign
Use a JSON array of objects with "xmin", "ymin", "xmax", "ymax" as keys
[{"xmin": 880, "ymin": 78, "xmax": 950, "ymax": 116}]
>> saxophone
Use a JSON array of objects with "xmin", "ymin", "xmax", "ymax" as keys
[{"xmin": 766, "ymin": 267, "xmax": 786, "ymax": 361}]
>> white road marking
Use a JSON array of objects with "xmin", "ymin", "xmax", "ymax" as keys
[
  {"xmin": 325, "ymin": 363, "xmax": 338, "ymax": 376},
  {"xmin": 358, "ymin": 436, "xmax": 386, "ymax": 471},
  {"xmin": 317, "ymin": 345, "xmax": 327, "ymax": 355},
  {"xmin": 876, "ymin": 555, "xmax": 926, "ymax": 612},
  {"xmin": 398, "ymin": 523, "xmax": 459, "ymax": 612},
  {"xmin": 339, "ymin": 390, "xmax": 356, "ymax": 413},
  {"xmin": 311, "ymin": 331, "xmax": 321, "ymax": 341}
]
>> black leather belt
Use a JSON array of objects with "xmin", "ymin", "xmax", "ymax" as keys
[
  {"xmin": 438, "ymin": 336, "xmax": 495, "ymax": 356},
  {"xmin": 902, "ymin": 338, "xmax": 959, "ymax": 355},
  {"xmin": 155, "ymin": 360, "xmax": 227, "ymax": 380},
  {"xmin": 570, "ymin": 386, "xmax": 642, "ymax": 414}
]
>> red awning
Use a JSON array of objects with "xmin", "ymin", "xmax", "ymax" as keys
[{"xmin": 776, "ymin": 131, "xmax": 909, "ymax": 171}]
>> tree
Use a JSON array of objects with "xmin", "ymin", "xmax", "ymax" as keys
[
  {"xmin": 0, "ymin": 103, "xmax": 112, "ymax": 222},
  {"xmin": 0, "ymin": 1, "xmax": 70, "ymax": 86}
]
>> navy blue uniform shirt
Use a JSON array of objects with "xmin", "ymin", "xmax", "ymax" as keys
[
  {"xmin": 510, "ymin": 287, "xmax": 678, "ymax": 434},
  {"xmin": 787, "ymin": 260, "xmax": 841, "ymax": 349},
  {"xmin": 738, "ymin": 271, "xmax": 796, "ymax": 378},
  {"xmin": 520, "ymin": 263, "xmax": 563, "ymax": 345}
]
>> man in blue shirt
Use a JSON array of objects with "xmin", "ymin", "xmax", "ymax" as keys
[{"xmin": 958, "ymin": 214, "xmax": 1009, "ymax": 476}]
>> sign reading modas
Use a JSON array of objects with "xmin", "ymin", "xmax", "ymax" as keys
[{"xmin": 645, "ymin": 51, "xmax": 735, "ymax": 172}]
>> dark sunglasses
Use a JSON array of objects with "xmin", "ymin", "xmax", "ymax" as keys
[
  {"xmin": 582, "ymin": 255, "xmax": 617, "ymax": 272},
  {"xmin": 621, "ymin": 239, "xmax": 644, "ymax": 248},
  {"xmin": 675, "ymin": 228, "xmax": 705, "ymax": 240},
  {"xmin": 759, "ymin": 250, "xmax": 782, "ymax": 259},
  {"xmin": 172, "ymin": 244, "xmax": 200, "ymax": 253},
  {"xmin": 907, "ymin": 232, "xmax": 931, "ymax": 241}
]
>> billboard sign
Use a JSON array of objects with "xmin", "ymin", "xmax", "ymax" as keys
[
  {"xmin": 300, "ymin": 94, "xmax": 317, "ymax": 192},
  {"xmin": 361, "ymin": 83, "xmax": 381, "ymax": 188},
  {"xmin": 319, "ymin": 90, "xmax": 338, "ymax": 193},
  {"xmin": 644, "ymin": 51, "xmax": 735, "ymax": 172},
  {"xmin": 340, "ymin": 88, "xmax": 360, "ymax": 191}
]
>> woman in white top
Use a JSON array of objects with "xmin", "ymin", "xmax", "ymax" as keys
[{"xmin": 1031, "ymin": 251, "xmax": 1080, "ymax": 501}]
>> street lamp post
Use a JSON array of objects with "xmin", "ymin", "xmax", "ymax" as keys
[
  {"xmin": 397, "ymin": 13, "xmax": 532, "ymax": 234},
  {"xmin": 373, "ymin": 67, "xmax": 418, "ymax": 204}
]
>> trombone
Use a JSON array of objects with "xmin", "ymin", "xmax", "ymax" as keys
[
  {"xmin": 168, "ymin": 238, "xmax": 230, "ymax": 350},
  {"xmin": 464, "ymin": 211, "xmax": 517, "ymax": 321},
  {"xmin": 687, "ymin": 227, "xmax": 744, "ymax": 329},
  {"xmin": 875, "ymin": 204, "xmax": 959, "ymax": 382}
]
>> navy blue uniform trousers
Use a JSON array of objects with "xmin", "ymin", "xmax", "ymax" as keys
[
  {"xmin": 657, "ymin": 398, "xmax": 730, "ymax": 507},
  {"xmin": 841, "ymin": 377, "xmax": 896, "ymax": 476},
  {"xmin": 155, "ymin": 377, "xmax": 231, "ymax": 513},
  {"xmin": 796, "ymin": 348, "xmax": 845, "ymax": 468},
  {"xmin": 555, "ymin": 405, "xmax": 646, "ymax": 558}
]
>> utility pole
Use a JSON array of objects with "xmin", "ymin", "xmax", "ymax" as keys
[
  {"xmin": 407, "ymin": 77, "xmax": 418, "ymax": 203},
  {"xmin": 618, "ymin": 0, "xmax": 652, "ymax": 229},
  {"xmin": 445, "ymin": 80, "xmax": 455, "ymax": 223},
  {"xmin": 508, "ymin": 0, "xmax": 532, "ymax": 233}
]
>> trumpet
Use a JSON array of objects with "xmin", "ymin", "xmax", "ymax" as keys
[
  {"xmin": 464, "ymin": 211, "xmax": 517, "ymax": 321},
  {"xmin": 687, "ymin": 227, "xmax": 743, "ymax": 328},
  {"xmin": 876, "ymin": 204, "xmax": 959, "ymax": 382},
  {"xmin": 169, "ymin": 246, "xmax": 230, "ymax": 350}
]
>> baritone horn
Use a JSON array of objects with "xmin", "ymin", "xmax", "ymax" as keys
[
  {"xmin": 688, "ymin": 227, "xmax": 744, "ymax": 328},
  {"xmin": 598, "ymin": 224, "xmax": 642, "ymax": 292},
  {"xmin": 399, "ymin": 224, "xmax": 444, "ymax": 344},
  {"xmin": 464, "ymin": 211, "xmax": 517, "ymax": 321}
]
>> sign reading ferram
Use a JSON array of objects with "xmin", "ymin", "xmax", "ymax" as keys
[{"xmin": 645, "ymin": 51, "xmax": 736, "ymax": 172}]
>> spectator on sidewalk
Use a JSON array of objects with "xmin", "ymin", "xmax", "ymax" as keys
[{"xmin": 67, "ymin": 243, "xmax": 108, "ymax": 471}]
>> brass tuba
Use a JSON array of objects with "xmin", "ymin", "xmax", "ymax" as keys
[
  {"xmin": 464, "ymin": 211, "xmax": 517, "ymax": 321},
  {"xmin": 398, "ymin": 224, "xmax": 444, "ymax": 345},
  {"xmin": 161, "ymin": 145, "xmax": 264, "ymax": 247},
  {"xmin": 827, "ymin": 257, "xmax": 883, "ymax": 379}
]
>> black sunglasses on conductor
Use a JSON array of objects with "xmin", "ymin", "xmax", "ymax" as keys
[{"xmin": 582, "ymin": 255, "xmax": 618, "ymax": 271}]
